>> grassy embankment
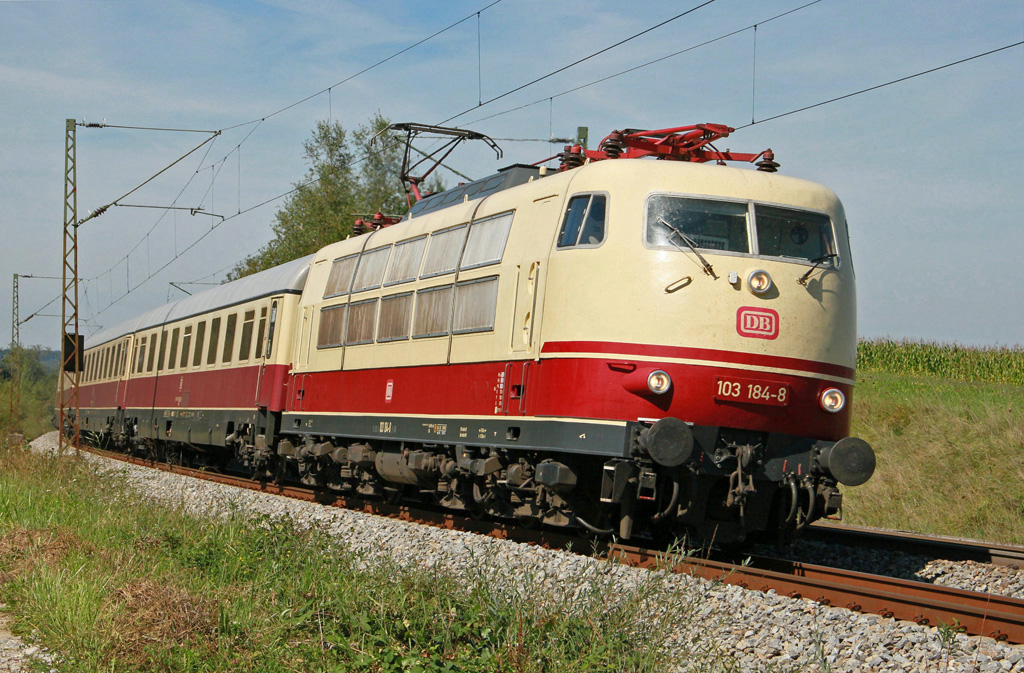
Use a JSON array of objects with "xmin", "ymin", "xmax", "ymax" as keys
[
  {"xmin": 0, "ymin": 444, "xmax": 731, "ymax": 673},
  {"xmin": 846, "ymin": 340, "xmax": 1024, "ymax": 545}
]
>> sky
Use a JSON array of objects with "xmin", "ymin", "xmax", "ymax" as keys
[{"xmin": 1, "ymin": 0, "xmax": 1022, "ymax": 349}]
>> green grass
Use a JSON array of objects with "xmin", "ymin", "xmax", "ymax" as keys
[
  {"xmin": 0, "ymin": 443, "xmax": 734, "ymax": 673},
  {"xmin": 846, "ymin": 368, "xmax": 1024, "ymax": 544}
]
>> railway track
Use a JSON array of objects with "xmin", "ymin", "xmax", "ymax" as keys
[
  {"xmin": 806, "ymin": 520, "xmax": 1024, "ymax": 568},
  {"xmin": 84, "ymin": 444, "xmax": 1024, "ymax": 644}
]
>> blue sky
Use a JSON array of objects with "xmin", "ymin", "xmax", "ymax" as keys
[{"xmin": 2, "ymin": 0, "xmax": 1022, "ymax": 348}]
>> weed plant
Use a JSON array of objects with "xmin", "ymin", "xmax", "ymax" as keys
[{"xmin": 0, "ymin": 443, "xmax": 738, "ymax": 672}]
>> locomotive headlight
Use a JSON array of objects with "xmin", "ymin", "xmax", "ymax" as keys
[
  {"xmin": 647, "ymin": 370, "xmax": 672, "ymax": 395},
  {"xmin": 747, "ymin": 270, "xmax": 773, "ymax": 295},
  {"xmin": 820, "ymin": 387, "xmax": 846, "ymax": 413}
]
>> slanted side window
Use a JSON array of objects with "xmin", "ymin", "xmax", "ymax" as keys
[
  {"xmin": 317, "ymin": 305, "xmax": 346, "ymax": 348},
  {"xmin": 557, "ymin": 195, "xmax": 606, "ymax": 248},
  {"xmin": 222, "ymin": 314, "xmax": 237, "ymax": 364},
  {"xmin": 207, "ymin": 318, "xmax": 221, "ymax": 365},
  {"xmin": 413, "ymin": 285, "xmax": 454, "ymax": 338},
  {"xmin": 168, "ymin": 328, "xmax": 180, "ymax": 370},
  {"xmin": 324, "ymin": 254, "xmax": 358, "ymax": 298},
  {"xmin": 352, "ymin": 246, "xmax": 391, "ymax": 293},
  {"xmin": 345, "ymin": 299, "xmax": 378, "ymax": 345},
  {"xmin": 384, "ymin": 236, "xmax": 427, "ymax": 286},
  {"xmin": 453, "ymin": 277, "xmax": 499, "ymax": 334},
  {"xmin": 134, "ymin": 338, "xmax": 146, "ymax": 374},
  {"xmin": 421, "ymin": 226, "xmax": 468, "ymax": 278},
  {"xmin": 157, "ymin": 331, "xmax": 168, "ymax": 371},
  {"xmin": 239, "ymin": 310, "xmax": 255, "ymax": 361},
  {"xmin": 147, "ymin": 332, "xmax": 158, "ymax": 372},
  {"xmin": 462, "ymin": 213, "xmax": 514, "ymax": 269},
  {"xmin": 192, "ymin": 322, "xmax": 206, "ymax": 367},
  {"xmin": 180, "ymin": 325, "xmax": 192, "ymax": 369},
  {"xmin": 378, "ymin": 292, "xmax": 412, "ymax": 342}
]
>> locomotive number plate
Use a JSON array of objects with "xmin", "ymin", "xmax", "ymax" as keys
[{"xmin": 714, "ymin": 376, "xmax": 790, "ymax": 406}]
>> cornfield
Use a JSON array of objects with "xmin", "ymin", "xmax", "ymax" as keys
[{"xmin": 857, "ymin": 339, "xmax": 1024, "ymax": 386}]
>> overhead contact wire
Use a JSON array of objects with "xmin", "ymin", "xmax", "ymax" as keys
[
  {"xmin": 439, "ymin": 0, "xmax": 719, "ymax": 125},
  {"xmin": 739, "ymin": 40, "xmax": 1024, "ymax": 128}
]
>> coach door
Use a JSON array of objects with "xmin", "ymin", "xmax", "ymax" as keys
[
  {"xmin": 115, "ymin": 335, "xmax": 134, "ymax": 409},
  {"xmin": 255, "ymin": 298, "xmax": 280, "ymax": 408}
]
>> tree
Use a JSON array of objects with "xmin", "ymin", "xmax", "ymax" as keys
[{"xmin": 228, "ymin": 113, "xmax": 417, "ymax": 280}]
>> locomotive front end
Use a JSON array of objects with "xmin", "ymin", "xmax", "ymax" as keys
[{"xmin": 540, "ymin": 159, "xmax": 875, "ymax": 544}]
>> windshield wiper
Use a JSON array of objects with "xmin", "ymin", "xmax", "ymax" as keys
[
  {"xmin": 657, "ymin": 217, "xmax": 716, "ymax": 277},
  {"xmin": 797, "ymin": 254, "xmax": 838, "ymax": 286}
]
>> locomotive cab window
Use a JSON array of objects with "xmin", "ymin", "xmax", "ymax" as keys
[
  {"xmin": 558, "ymin": 195, "xmax": 606, "ymax": 248},
  {"xmin": 754, "ymin": 205, "xmax": 837, "ymax": 264},
  {"xmin": 646, "ymin": 196, "xmax": 749, "ymax": 253}
]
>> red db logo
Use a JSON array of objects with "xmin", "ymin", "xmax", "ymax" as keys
[{"xmin": 737, "ymin": 307, "xmax": 779, "ymax": 340}]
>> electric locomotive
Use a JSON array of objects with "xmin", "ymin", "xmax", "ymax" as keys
[{"xmin": 64, "ymin": 124, "xmax": 875, "ymax": 545}]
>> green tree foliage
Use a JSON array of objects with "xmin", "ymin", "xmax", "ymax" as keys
[
  {"xmin": 1, "ymin": 346, "xmax": 59, "ymax": 439},
  {"xmin": 228, "ymin": 114, "xmax": 418, "ymax": 280}
]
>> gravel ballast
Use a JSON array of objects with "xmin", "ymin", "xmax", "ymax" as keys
[{"xmin": 21, "ymin": 432, "xmax": 1024, "ymax": 672}]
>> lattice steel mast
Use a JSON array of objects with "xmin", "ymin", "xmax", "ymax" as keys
[
  {"xmin": 59, "ymin": 119, "xmax": 80, "ymax": 452},
  {"xmin": 8, "ymin": 273, "xmax": 19, "ymax": 435}
]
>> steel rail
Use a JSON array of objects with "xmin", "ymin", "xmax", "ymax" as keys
[
  {"xmin": 82, "ymin": 445, "xmax": 1024, "ymax": 644},
  {"xmin": 807, "ymin": 521, "xmax": 1024, "ymax": 568}
]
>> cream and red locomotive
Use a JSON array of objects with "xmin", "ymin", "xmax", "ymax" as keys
[{"xmin": 64, "ymin": 124, "xmax": 875, "ymax": 544}]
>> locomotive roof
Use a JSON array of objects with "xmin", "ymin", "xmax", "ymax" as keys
[
  {"xmin": 87, "ymin": 254, "xmax": 314, "ymax": 348},
  {"xmin": 406, "ymin": 164, "xmax": 542, "ymax": 218}
]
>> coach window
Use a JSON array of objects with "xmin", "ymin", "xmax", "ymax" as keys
[
  {"xmin": 384, "ymin": 236, "xmax": 427, "ymax": 286},
  {"xmin": 265, "ymin": 301, "xmax": 278, "ymax": 357},
  {"xmin": 324, "ymin": 254, "xmax": 358, "ymax": 298},
  {"xmin": 352, "ymin": 246, "xmax": 391, "ymax": 293},
  {"xmin": 317, "ymin": 305, "xmax": 345, "ymax": 349},
  {"xmin": 116, "ymin": 342, "xmax": 124, "ymax": 377},
  {"xmin": 222, "ymin": 314, "xmax": 237, "ymax": 364},
  {"xmin": 646, "ymin": 196, "xmax": 749, "ymax": 253},
  {"xmin": 239, "ymin": 310, "xmax": 255, "ymax": 361},
  {"xmin": 104, "ymin": 346, "xmax": 112, "ymax": 379},
  {"xmin": 345, "ymin": 299, "xmax": 378, "ymax": 345},
  {"xmin": 378, "ymin": 292, "xmax": 412, "ymax": 342},
  {"xmin": 453, "ymin": 277, "xmax": 499, "ymax": 334},
  {"xmin": 157, "ymin": 330, "xmax": 169, "ymax": 371},
  {"xmin": 147, "ymin": 332, "xmax": 158, "ymax": 372},
  {"xmin": 168, "ymin": 328, "xmax": 180, "ymax": 371},
  {"xmin": 180, "ymin": 325, "xmax": 192, "ymax": 369},
  {"xmin": 462, "ymin": 213, "xmax": 514, "ymax": 269},
  {"xmin": 207, "ymin": 317, "xmax": 221, "ymax": 365},
  {"xmin": 168, "ymin": 330, "xmax": 179, "ymax": 370},
  {"xmin": 421, "ymin": 225, "xmax": 468, "ymax": 278},
  {"xmin": 136, "ymin": 336, "xmax": 147, "ymax": 374},
  {"xmin": 558, "ymin": 195, "xmax": 606, "ymax": 248},
  {"xmin": 413, "ymin": 285, "xmax": 454, "ymax": 338},
  {"xmin": 192, "ymin": 322, "xmax": 206, "ymax": 368}
]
